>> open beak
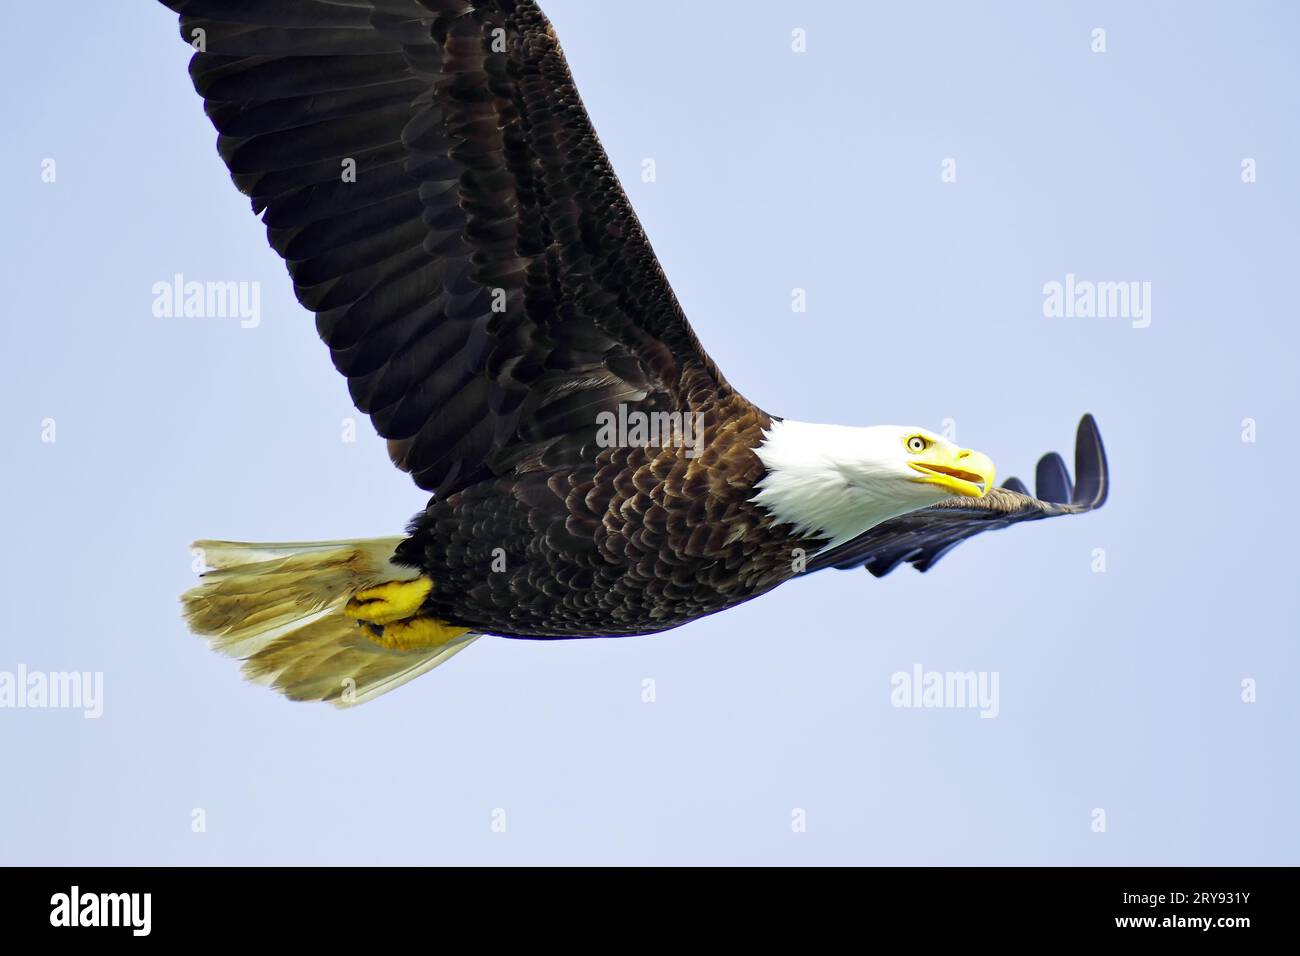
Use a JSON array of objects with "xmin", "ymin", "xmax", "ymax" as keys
[{"xmin": 907, "ymin": 446, "xmax": 996, "ymax": 499}]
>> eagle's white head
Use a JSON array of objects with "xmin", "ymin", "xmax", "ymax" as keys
[{"xmin": 751, "ymin": 421, "xmax": 996, "ymax": 549}]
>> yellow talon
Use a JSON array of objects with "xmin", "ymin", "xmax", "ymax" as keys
[
  {"xmin": 345, "ymin": 577, "xmax": 468, "ymax": 651},
  {"xmin": 360, "ymin": 616, "xmax": 471, "ymax": 652},
  {"xmin": 344, "ymin": 577, "xmax": 434, "ymax": 625}
]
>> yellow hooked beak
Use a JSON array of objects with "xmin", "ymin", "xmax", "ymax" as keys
[{"xmin": 907, "ymin": 445, "xmax": 996, "ymax": 499}]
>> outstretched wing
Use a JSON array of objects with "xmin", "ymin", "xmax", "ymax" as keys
[
  {"xmin": 161, "ymin": 0, "xmax": 740, "ymax": 497},
  {"xmin": 807, "ymin": 415, "xmax": 1109, "ymax": 577}
]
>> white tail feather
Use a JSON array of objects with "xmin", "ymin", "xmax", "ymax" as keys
[{"xmin": 182, "ymin": 538, "xmax": 478, "ymax": 707}]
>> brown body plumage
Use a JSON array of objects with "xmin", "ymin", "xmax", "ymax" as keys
[{"xmin": 399, "ymin": 394, "xmax": 820, "ymax": 638}]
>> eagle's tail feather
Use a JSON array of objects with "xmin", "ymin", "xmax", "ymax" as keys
[{"xmin": 181, "ymin": 538, "xmax": 479, "ymax": 707}]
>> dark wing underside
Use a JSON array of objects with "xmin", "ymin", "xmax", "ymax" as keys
[
  {"xmin": 808, "ymin": 415, "xmax": 1110, "ymax": 577},
  {"xmin": 161, "ymin": 0, "xmax": 740, "ymax": 497}
]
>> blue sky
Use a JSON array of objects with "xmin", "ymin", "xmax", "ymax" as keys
[{"xmin": 0, "ymin": 0, "xmax": 1296, "ymax": 865}]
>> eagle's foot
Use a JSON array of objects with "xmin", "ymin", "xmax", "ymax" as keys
[
  {"xmin": 357, "ymin": 616, "xmax": 471, "ymax": 652},
  {"xmin": 344, "ymin": 577, "xmax": 433, "ymax": 626}
]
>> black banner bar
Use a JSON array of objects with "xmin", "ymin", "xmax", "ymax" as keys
[{"xmin": 0, "ymin": 866, "xmax": 1287, "ymax": 941}]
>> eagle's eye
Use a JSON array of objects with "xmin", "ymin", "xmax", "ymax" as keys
[{"xmin": 906, "ymin": 435, "xmax": 929, "ymax": 454}]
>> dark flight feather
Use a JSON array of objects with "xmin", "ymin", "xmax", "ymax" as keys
[{"xmin": 164, "ymin": 0, "xmax": 743, "ymax": 499}]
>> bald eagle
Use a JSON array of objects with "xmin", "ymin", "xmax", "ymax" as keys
[{"xmin": 164, "ymin": 0, "xmax": 1108, "ymax": 705}]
